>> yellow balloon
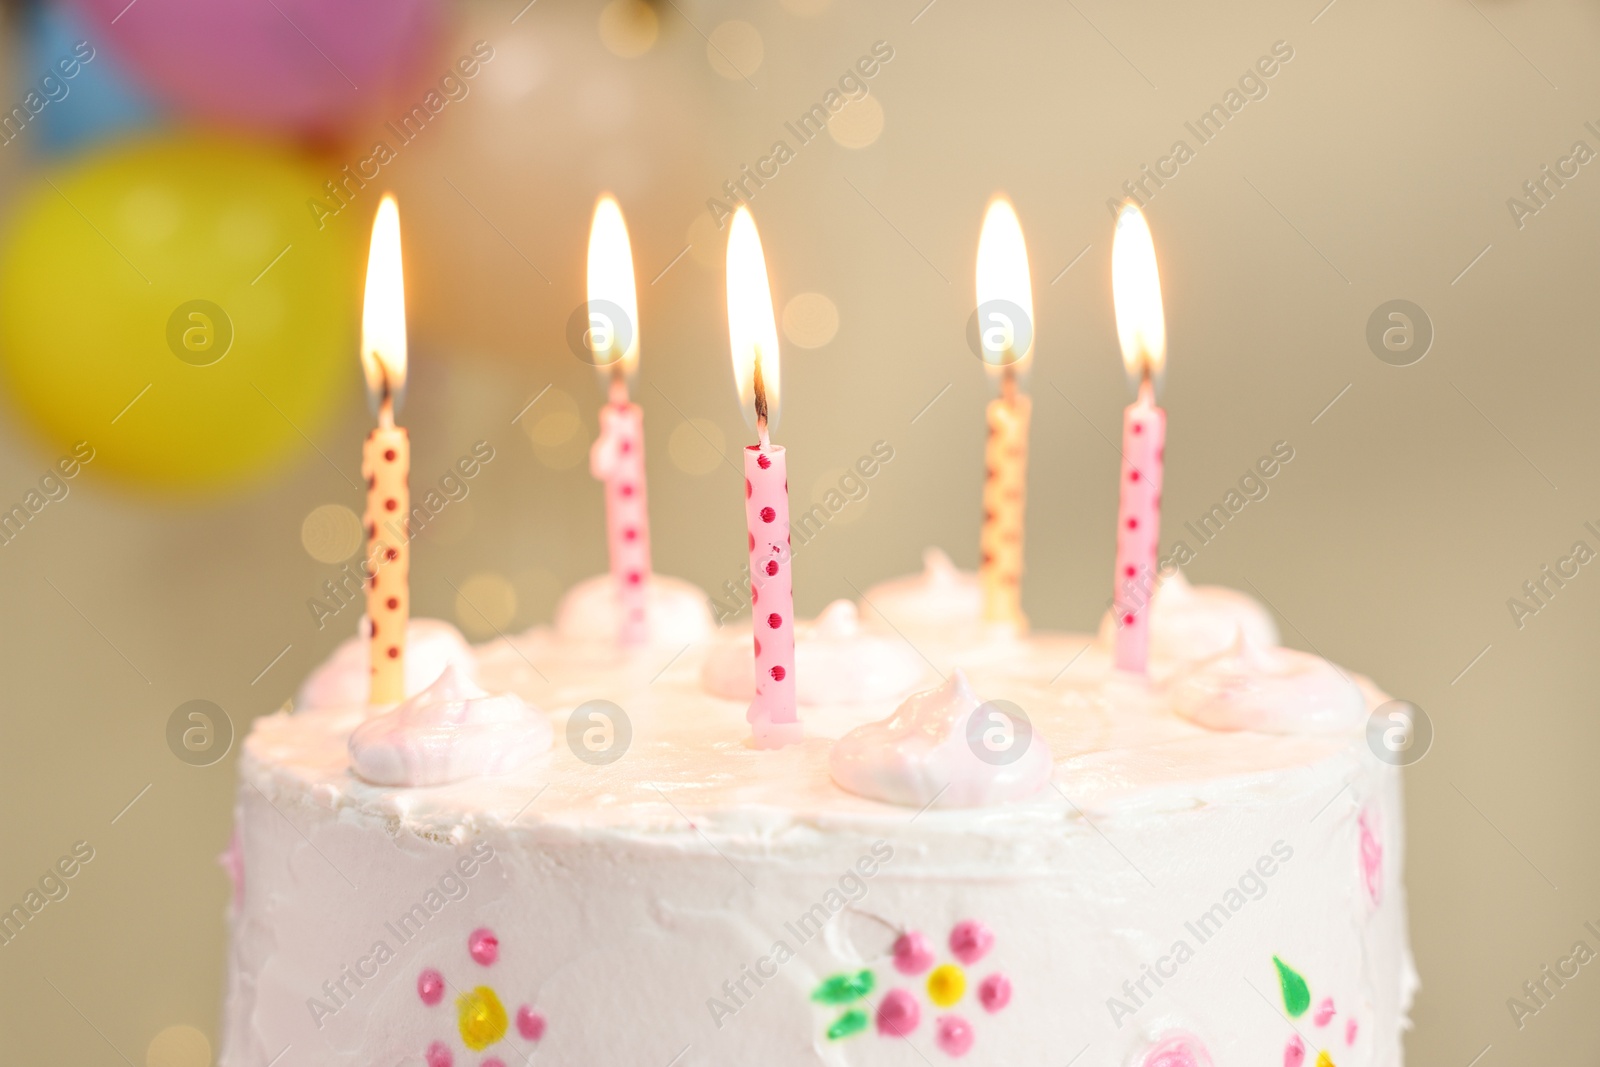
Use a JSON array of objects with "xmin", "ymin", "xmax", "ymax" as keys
[{"xmin": 0, "ymin": 136, "xmax": 359, "ymax": 493}]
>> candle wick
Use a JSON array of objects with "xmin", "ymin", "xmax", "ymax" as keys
[
  {"xmin": 378, "ymin": 392, "xmax": 395, "ymax": 430},
  {"xmin": 608, "ymin": 367, "xmax": 628, "ymax": 405},
  {"xmin": 1001, "ymin": 365, "xmax": 1018, "ymax": 404},
  {"xmin": 752, "ymin": 356, "xmax": 770, "ymax": 438}
]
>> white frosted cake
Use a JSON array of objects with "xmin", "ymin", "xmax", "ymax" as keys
[{"xmin": 220, "ymin": 560, "xmax": 1414, "ymax": 1066}]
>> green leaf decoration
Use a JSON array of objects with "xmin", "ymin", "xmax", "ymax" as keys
[
  {"xmin": 826, "ymin": 1009, "xmax": 869, "ymax": 1040},
  {"xmin": 812, "ymin": 970, "xmax": 875, "ymax": 1005},
  {"xmin": 1273, "ymin": 955, "xmax": 1311, "ymax": 1017}
]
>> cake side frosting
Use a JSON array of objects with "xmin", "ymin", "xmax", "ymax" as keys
[{"xmin": 221, "ymin": 605, "xmax": 1412, "ymax": 1067}]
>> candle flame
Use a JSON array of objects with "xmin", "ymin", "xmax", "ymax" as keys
[
  {"xmin": 586, "ymin": 194, "xmax": 640, "ymax": 381},
  {"xmin": 975, "ymin": 195, "xmax": 1034, "ymax": 378},
  {"xmin": 726, "ymin": 206, "xmax": 781, "ymax": 428},
  {"xmin": 1112, "ymin": 201, "xmax": 1166, "ymax": 383},
  {"xmin": 361, "ymin": 194, "xmax": 408, "ymax": 415}
]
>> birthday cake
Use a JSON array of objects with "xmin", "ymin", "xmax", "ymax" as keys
[{"xmin": 218, "ymin": 560, "xmax": 1415, "ymax": 1067}]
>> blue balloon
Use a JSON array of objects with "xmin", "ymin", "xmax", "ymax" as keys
[{"xmin": 17, "ymin": 1, "xmax": 162, "ymax": 155}]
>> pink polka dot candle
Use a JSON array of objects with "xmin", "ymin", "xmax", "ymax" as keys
[
  {"xmin": 1109, "ymin": 202, "xmax": 1168, "ymax": 675},
  {"xmin": 726, "ymin": 206, "xmax": 800, "ymax": 749},
  {"xmin": 586, "ymin": 196, "xmax": 652, "ymax": 647},
  {"xmin": 360, "ymin": 195, "xmax": 411, "ymax": 705},
  {"xmin": 974, "ymin": 197, "xmax": 1036, "ymax": 628}
]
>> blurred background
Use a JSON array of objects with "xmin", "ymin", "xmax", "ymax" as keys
[{"xmin": 0, "ymin": 0, "xmax": 1596, "ymax": 1061}]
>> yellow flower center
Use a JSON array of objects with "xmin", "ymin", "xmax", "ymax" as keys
[
  {"xmin": 1314, "ymin": 1053, "xmax": 1335, "ymax": 1067},
  {"xmin": 927, "ymin": 963, "xmax": 966, "ymax": 1007},
  {"xmin": 457, "ymin": 986, "xmax": 508, "ymax": 1051}
]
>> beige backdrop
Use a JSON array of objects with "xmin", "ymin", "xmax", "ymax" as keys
[{"xmin": 1, "ymin": 0, "xmax": 1596, "ymax": 1062}]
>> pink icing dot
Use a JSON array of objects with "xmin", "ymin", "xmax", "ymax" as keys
[
  {"xmin": 765, "ymin": 560, "xmax": 778, "ymax": 576},
  {"xmin": 935, "ymin": 1015, "xmax": 974, "ymax": 1057},
  {"xmin": 770, "ymin": 665, "xmax": 786, "ymax": 681},
  {"xmin": 1141, "ymin": 1033, "xmax": 1214, "ymax": 1067},
  {"xmin": 767, "ymin": 613, "xmax": 782, "ymax": 629},
  {"xmin": 1314, "ymin": 996, "xmax": 1335, "ymax": 1026},
  {"xmin": 1359, "ymin": 808, "xmax": 1384, "ymax": 906},
  {"xmin": 760, "ymin": 506, "xmax": 776, "ymax": 523},
  {"xmin": 1346, "ymin": 1018, "xmax": 1358, "ymax": 1045},
  {"xmin": 425, "ymin": 1041, "xmax": 453, "ymax": 1067},
  {"xmin": 517, "ymin": 1005, "xmax": 546, "ymax": 1041},
  {"xmin": 468, "ymin": 927, "xmax": 499, "ymax": 966},
  {"xmin": 978, "ymin": 973, "xmax": 1011, "ymax": 1012},
  {"xmin": 757, "ymin": 453, "xmax": 771, "ymax": 469},
  {"xmin": 744, "ymin": 479, "xmax": 752, "ymax": 498},
  {"xmin": 1283, "ymin": 1035, "xmax": 1305, "ymax": 1067},
  {"xmin": 892, "ymin": 931, "xmax": 935, "ymax": 975},
  {"xmin": 417, "ymin": 968, "xmax": 444, "ymax": 1006},
  {"xmin": 948, "ymin": 920, "xmax": 995, "ymax": 965},
  {"xmin": 876, "ymin": 988, "xmax": 920, "ymax": 1037}
]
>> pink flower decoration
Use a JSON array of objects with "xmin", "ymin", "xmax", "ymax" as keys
[
  {"xmin": 1313, "ymin": 996, "xmax": 1335, "ymax": 1026},
  {"xmin": 1359, "ymin": 808, "xmax": 1384, "ymax": 906},
  {"xmin": 417, "ymin": 968, "xmax": 444, "ymax": 1006},
  {"xmin": 948, "ymin": 920, "xmax": 994, "ymax": 965},
  {"xmin": 1283, "ymin": 1034, "xmax": 1305, "ymax": 1067},
  {"xmin": 468, "ymin": 927, "xmax": 499, "ymax": 966},
  {"xmin": 516, "ymin": 1005, "xmax": 546, "ymax": 1041},
  {"xmin": 424, "ymin": 1041, "xmax": 453, "ymax": 1067},
  {"xmin": 893, "ymin": 931, "xmax": 936, "ymax": 975},
  {"xmin": 217, "ymin": 829, "xmax": 245, "ymax": 910},
  {"xmin": 1140, "ymin": 1032, "xmax": 1214, "ymax": 1067},
  {"xmin": 978, "ymin": 973, "xmax": 1012, "ymax": 1013},
  {"xmin": 935, "ymin": 1015, "xmax": 974, "ymax": 1057},
  {"xmin": 1346, "ymin": 1017, "xmax": 1359, "ymax": 1045},
  {"xmin": 877, "ymin": 988, "xmax": 921, "ymax": 1037}
]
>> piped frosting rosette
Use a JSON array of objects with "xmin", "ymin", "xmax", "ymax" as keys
[
  {"xmin": 1166, "ymin": 630, "xmax": 1365, "ymax": 735},
  {"xmin": 858, "ymin": 548, "xmax": 984, "ymax": 631},
  {"xmin": 347, "ymin": 666, "xmax": 552, "ymax": 786},
  {"xmin": 829, "ymin": 670, "xmax": 1053, "ymax": 808},
  {"xmin": 298, "ymin": 617, "xmax": 478, "ymax": 711},
  {"xmin": 555, "ymin": 573, "xmax": 714, "ymax": 645},
  {"xmin": 701, "ymin": 599, "xmax": 928, "ymax": 705},
  {"xmin": 1097, "ymin": 569, "xmax": 1279, "ymax": 665}
]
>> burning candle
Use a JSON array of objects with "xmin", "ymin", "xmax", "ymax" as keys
[
  {"xmin": 726, "ymin": 206, "xmax": 801, "ymax": 749},
  {"xmin": 974, "ymin": 197, "xmax": 1035, "ymax": 627},
  {"xmin": 360, "ymin": 194, "xmax": 411, "ymax": 704},
  {"xmin": 586, "ymin": 195, "xmax": 652, "ymax": 646},
  {"xmin": 1109, "ymin": 202, "xmax": 1168, "ymax": 674}
]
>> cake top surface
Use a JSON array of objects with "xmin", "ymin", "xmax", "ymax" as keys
[{"xmin": 245, "ymin": 598, "xmax": 1385, "ymax": 843}]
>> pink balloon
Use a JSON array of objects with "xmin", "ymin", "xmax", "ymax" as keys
[{"xmin": 68, "ymin": 0, "xmax": 445, "ymax": 138}]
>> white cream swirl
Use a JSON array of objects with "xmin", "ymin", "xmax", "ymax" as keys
[
  {"xmin": 829, "ymin": 670, "xmax": 1053, "ymax": 808},
  {"xmin": 1167, "ymin": 631, "xmax": 1365, "ymax": 735},
  {"xmin": 298, "ymin": 618, "xmax": 478, "ymax": 710},
  {"xmin": 1097, "ymin": 570, "xmax": 1279, "ymax": 663},
  {"xmin": 347, "ymin": 666, "xmax": 552, "ymax": 786},
  {"xmin": 858, "ymin": 548, "xmax": 983, "ymax": 631},
  {"xmin": 555, "ymin": 573, "xmax": 714, "ymax": 645},
  {"xmin": 701, "ymin": 600, "xmax": 927, "ymax": 705}
]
